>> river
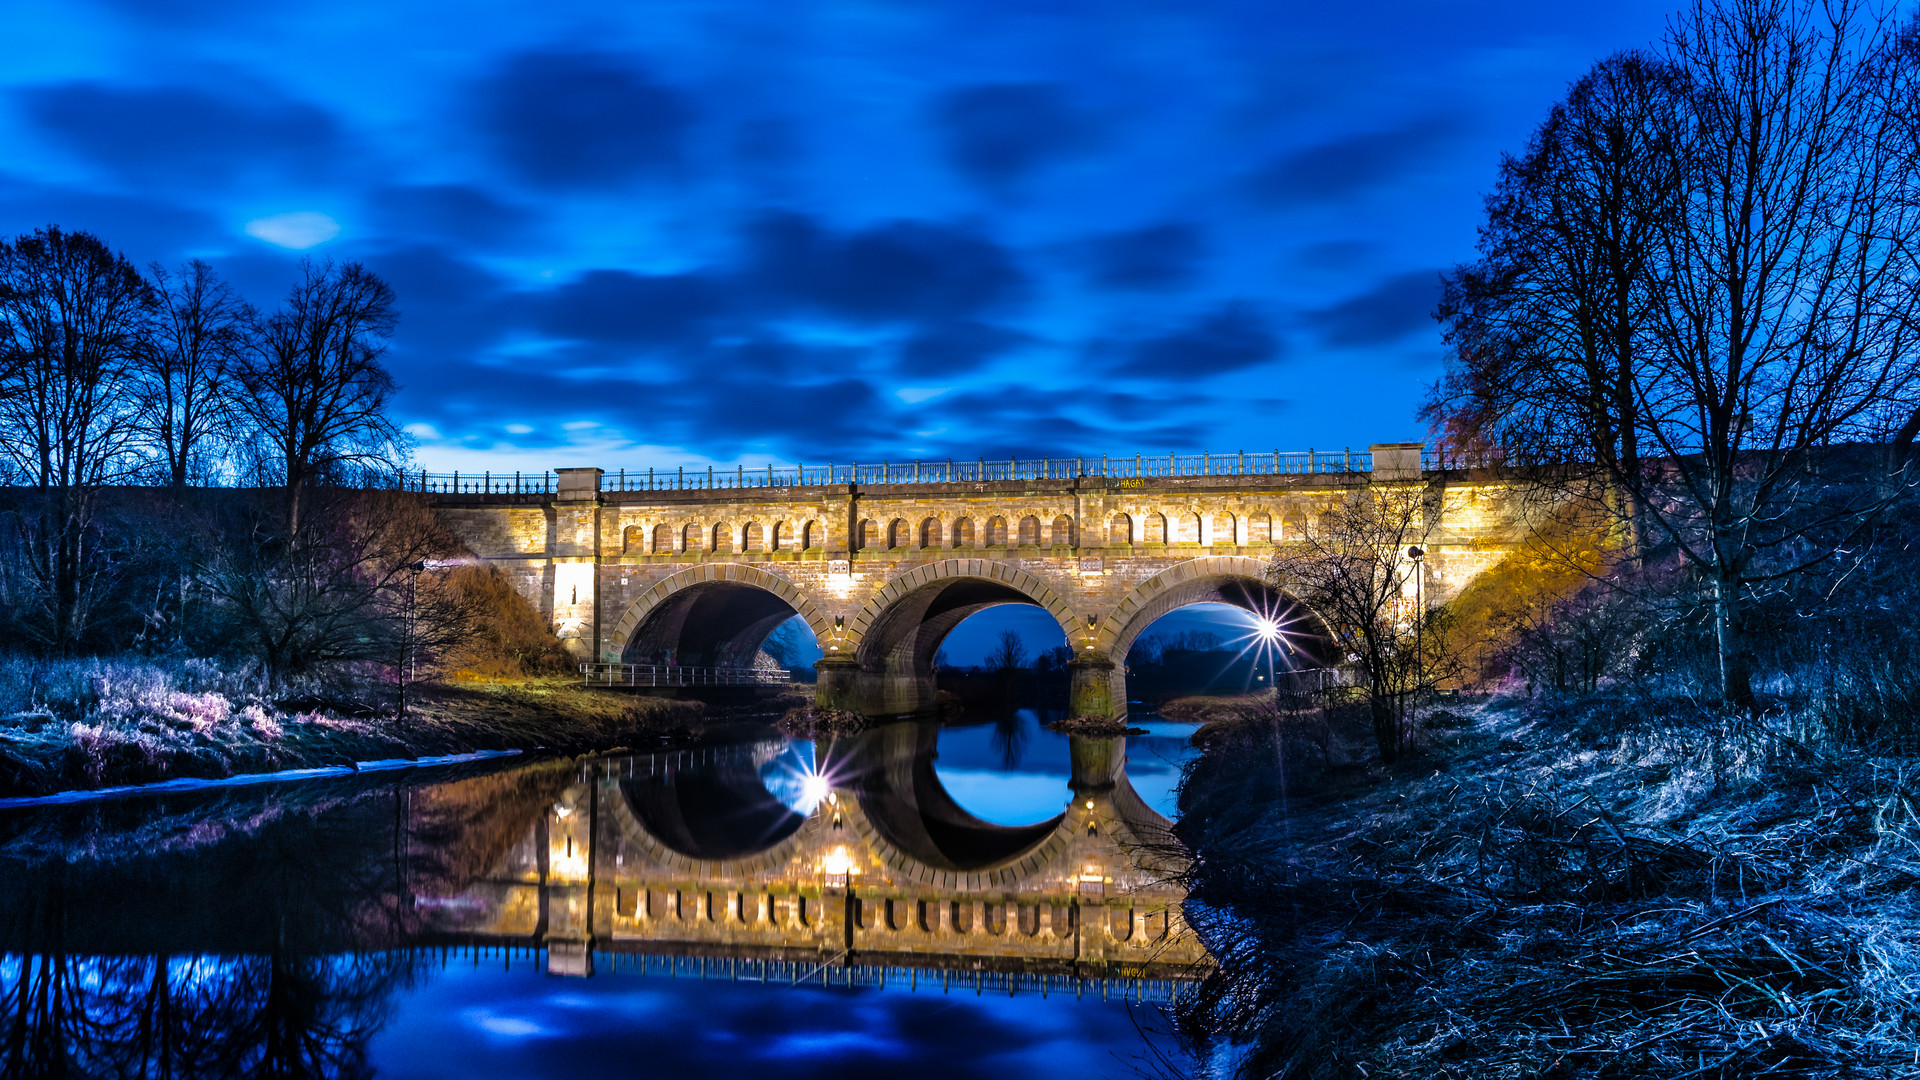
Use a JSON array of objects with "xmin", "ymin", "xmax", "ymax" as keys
[{"xmin": 0, "ymin": 709, "xmax": 1208, "ymax": 1078}]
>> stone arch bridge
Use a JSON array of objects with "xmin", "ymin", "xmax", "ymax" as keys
[
  {"xmin": 423, "ymin": 724, "xmax": 1206, "ymax": 981},
  {"xmin": 432, "ymin": 443, "xmax": 1523, "ymax": 717}
]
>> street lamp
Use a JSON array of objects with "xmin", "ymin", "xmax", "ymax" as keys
[
  {"xmin": 399, "ymin": 558, "xmax": 454, "ymax": 719},
  {"xmin": 1405, "ymin": 546, "xmax": 1425, "ymax": 734}
]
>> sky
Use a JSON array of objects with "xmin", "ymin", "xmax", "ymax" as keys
[{"xmin": 0, "ymin": 0, "xmax": 1680, "ymax": 474}]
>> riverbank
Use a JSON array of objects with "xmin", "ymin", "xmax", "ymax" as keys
[
  {"xmin": 1174, "ymin": 695, "xmax": 1920, "ymax": 1077},
  {"xmin": 0, "ymin": 657, "xmax": 753, "ymax": 798}
]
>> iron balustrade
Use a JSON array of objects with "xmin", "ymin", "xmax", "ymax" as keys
[
  {"xmin": 580, "ymin": 662, "xmax": 793, "ymax": 688},
  {"xmin": 398, "ymin": 446, "xmax": 1533, "ymax": 495}
]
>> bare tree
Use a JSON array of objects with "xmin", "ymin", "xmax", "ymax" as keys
[
  {"xmin": 1431, "ymin": 52, "xmax": 1687, "ymax": 560},
  {"xmin": 1430, "ymin": 0, "xmax": 1920, "ymax": 709},
  {"xmin": 1268, "ymin": 486, "xmax": 1442, "ymax": 763},
  {"xmin": 236, "ymin": 260, "xmax": 406, "ymax": 538},
  {"xmin": 0, "ymin": 226, "xmax": 153, "ymax": 650},
  {"xmin": 141, "ymin": 259, "xmax": 253, "ymax": 487},
  {"xmin": 986, "ymin": 629, "xmax": 1029, "ymax": 674},
  {"xmin": 202, "ymin": 490, "xmax": 472, "ymax": 690}
]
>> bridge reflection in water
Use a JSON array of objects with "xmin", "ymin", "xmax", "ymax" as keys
[{"xmin": 422, "ymin": 723, "xmax": 1207, "ymax": 994}]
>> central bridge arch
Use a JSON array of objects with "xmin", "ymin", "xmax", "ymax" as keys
[{"xmin": 830, "ymin": 560, "xmax": 1079, "ymax": 716}]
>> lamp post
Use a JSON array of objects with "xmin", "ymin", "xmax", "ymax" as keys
[{"xmin": 1406, "ymin": 546, "xmax": 1425, "ymax": 734}]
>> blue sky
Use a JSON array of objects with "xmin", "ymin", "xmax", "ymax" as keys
[{"xmin": 0, "ymin": 0, "xmax": 1674, "ymax": 472}]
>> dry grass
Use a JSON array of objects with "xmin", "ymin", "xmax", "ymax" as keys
[{"xmin": 1172, "ymin": 697, "xmax": 1920, "ymax": 1078}]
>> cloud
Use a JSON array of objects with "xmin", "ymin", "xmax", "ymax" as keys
[
  {"xmin": 366, "ymin": 185, "xmax": 531, "ymax": 248},
  {"xmin": 1100, "ymin": 302, "xmax": 1280, "ymax": 377},
  {"xmin": 1082, "ymin": 222, "xmax": 1204, "ymax": 290},
  {"xmin": 1248, "ymin": 116, "xmax": 1458, "ymax": 203},
  {"xmin": 1303, "ymin": 270, "xmax": 1442, "ymax": 346},
  {"xmin": 244, "ymin": 211, "xmax": 339, "ymax": 249},
  {"xmin": 19, "ymin": 81, "xmax": 343, "ymax": 188},
  {"xmin": 743, "ymin": 212, "xmax": 1026, "ymax": 324},
  {"xmin": 0, "ymin": 177, "xmax": 222, "ymax": 264},
  {"xmin": 931, "ymin": 83, "xmax": 1099, "ymax": 191},
  {"xmin": 535, "ymin": 269, "xmax": 722, "ymax": 347},
  {"xmin": 364, "ymin": 245, "xmax": 519, "ymax": 357},
  {"xmin": 895, "ymin": 322, "xmax": 1029, "ymax": 375},
  {"xmin": 481, "ymin": 52, "xmax": 694, "ymax": 189}
]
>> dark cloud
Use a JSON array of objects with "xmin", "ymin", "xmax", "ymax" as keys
[
  {"xmin": 481, "ymin": 52, "xmax": 693, "ymax": 189},
  {"xmin": 932, "ymin": 83, "xmax": 1099, "ymax": 191},
  {"xmin": 743, "ymin": 212, "xmax": 1025, "ymax": 324},
  {"xmin": 1295, "ymin": 239, "xmax": 1375, "ymax": 269},
  {"xmin": 1083, "ymin": 222, "xmax": 1205, "ymax": 290},
  {"xmin": 0, "ymin": 177, "xmax": 223, "ymax": 264},
  {"xmin": 1304, "ymin": 270, "xmax": 1442, "ymax": 346},
  {"xmin": 363, "ymin": 245, "xmax": 518, "ymax": 357},
  {"xmin": 19, "ymin": 82, "xmax": 342, "ymax": 188},
  {"xmin": 896, "ymin": 322, "xmax": 1029, "ymax": 375},
  {"xmin": 365, "ymin": 185, "xmax": 531, "ymax": 248},
  {"xmin": 927, "ymin": 390, "xmax": 1205, "ymax": 454},
  {"xmin": 1100, "ymin": 302, "xmax": 1281, "ymax": 377},
  {"xmin": 1248, "ymin": 116, "xmax": 1458, "ymax": 203},
  {"xmin": 536, "ymin": 269, "xmax": 723, "ymax": 347}
]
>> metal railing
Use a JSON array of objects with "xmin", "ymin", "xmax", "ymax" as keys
[
  {"xmin": 580, "ymin": 662, "xmax": 793, "ymax": 688},
  {"xmin": 411, "ymin": 448, "xmax": 1394, "ymax": 494}
]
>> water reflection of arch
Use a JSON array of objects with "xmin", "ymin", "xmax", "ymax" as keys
[
  {"xmin": 599, "ymin": 723, "xmax": 1178, "ymax": 891},
  {"xmin": 607, "ymin": 564, "xmax": 832, "ymax": 667},
  {"xmin": 603, "ymin": 741, "xmax": 823, "ymax": 878},
  {"xmin": 822, "ymin": 722, "xmax": 1070, "ymax": 885}
]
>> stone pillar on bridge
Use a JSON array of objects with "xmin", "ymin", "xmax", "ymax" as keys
[
  {"xmin": 1068, "ymin": 653, "xmax": 1118, "ymax": 720},
  {"xmin": 550, "ymin": 467, "xmax": 604, "ymax": 662}
]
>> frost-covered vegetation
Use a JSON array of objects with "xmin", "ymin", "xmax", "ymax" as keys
[
  {"xmin": 0, "ymin": 655, "xmax": 700, "ymax": 797},
  {"xmin": 1174, "ymin": 698, "xmax": 1920, "ymax": 1078}
]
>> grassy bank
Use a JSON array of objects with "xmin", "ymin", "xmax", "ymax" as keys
[
  {"xmin": 1174, "ymin": 695, "xmax": 1920, "ymax": 1078},
  {"xmin": 0, "ymin": 657, "xmax": 723, "ymax": 799}
]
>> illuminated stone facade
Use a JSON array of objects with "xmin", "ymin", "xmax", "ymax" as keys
[{"xmin": 432, "ymin": 443, "xmax": 1528, "ymax": 716}]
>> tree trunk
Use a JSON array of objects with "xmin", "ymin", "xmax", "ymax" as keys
[
  {"xmin": 1713, "ymin": 571, "xmax": 1753, "ymax": 710},
  {"xmin": 1370, "ymin": 692, "xmax": 1400, "ymax": 763}
]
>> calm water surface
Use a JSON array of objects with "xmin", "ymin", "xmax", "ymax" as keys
[{"xmin": 0, "ymin": 710, "xmax": 1206, "ymax": 1078}]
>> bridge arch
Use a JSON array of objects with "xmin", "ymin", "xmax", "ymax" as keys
[
  {"xmin": 820, "ymin": 560, "xmax": 1076, "ymax": 715},
  {"xmin": 606, "ymin": 563, "xmax": 833, "ymax": 667},
  {"xmin": 1098, "ymin": 555, "xmax": 1337, "ymax": 671}
]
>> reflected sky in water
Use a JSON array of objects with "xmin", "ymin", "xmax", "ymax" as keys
[
  {"xmin": 370, "ymin": 964, "xmax": 1169, "ymax": 1079},
  {"xmin": 933, "ymin": 710, "xmax": 1197, "ymax": 824}
]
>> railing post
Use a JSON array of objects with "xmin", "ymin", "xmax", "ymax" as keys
[{"xmin": 1309, "ymin": 448, "xmax": 1316, "ymax": 473}]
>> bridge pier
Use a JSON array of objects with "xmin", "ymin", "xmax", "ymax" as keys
[
  {"xmin": 813, "ymin": 656, "xmax": 864, "ymax": 713},
  {"xmin": 1068, "ymin": 654, "xmax": 1120, "ymax": 720}
]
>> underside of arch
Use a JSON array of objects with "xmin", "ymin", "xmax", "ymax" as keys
[
  {"xmin": 1103, "ymin": 557, "xmax": 1336, "ymax": 666},
  {"xmin": 610, "ymin": 565, "xmax": 828, "ymax": 669},
  {"xmin": 826, "ymin": 562, "xmax": 1076, "ymax": 716}
]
